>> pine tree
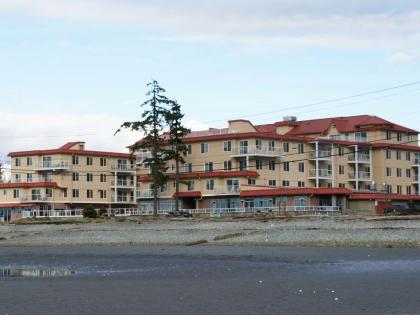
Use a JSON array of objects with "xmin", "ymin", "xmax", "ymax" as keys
[
  {"xmin": 115, "ymin": 81, "xmax": 172, "ymax": 216},
  {"xmin": 165, "ymin": 101, "xmax": 191, "ymax": 212}
]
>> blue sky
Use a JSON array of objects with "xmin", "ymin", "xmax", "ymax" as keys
[{"xmin": 1, "ymin": 0, "xmax": 420, "ymax": 161}]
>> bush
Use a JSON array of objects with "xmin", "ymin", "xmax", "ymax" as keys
[{"xmin": 83, "ymin": 205, "xmax": 98, "ymax": 219}]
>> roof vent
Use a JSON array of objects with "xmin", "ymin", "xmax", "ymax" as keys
[{"xmin": 283, "ymin": 116, "xmax": 297, "ymax": 122}]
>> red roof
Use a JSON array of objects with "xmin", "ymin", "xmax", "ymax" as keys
[
  {"xmin": 0, "ymin": 182, "xmax": 59, "ymax": 189},
  {"xmin": 8, "ymin": 142, "xmax": 133, "ymax": 159},
  {"xmin": 173, "ymin": 191, "xmax": 202, "ymax": 198},
  {"xmin": 0, "ymin": 203, "xmax": 35, "ymax": 208},
  {"xmin": 139, "ymin": 170, "xmax": 259, "ymax": 182},
  {"xmin": 240, "ymin": 187, "xmax": 352, "ymax": 197},
  {"xmin": 371, "ymin": 142, "xmax": 420, "ymax": 152},
  {"xmin": 350, "ymin": 193, "xmax": 420, "ymax": 201}
]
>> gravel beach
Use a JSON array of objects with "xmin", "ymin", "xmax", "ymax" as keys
[{"xmin": 2, "ymin": 216, "xmax": 420, "ymax": 247}]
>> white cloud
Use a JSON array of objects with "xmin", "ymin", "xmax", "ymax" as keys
[
  {"xmin": 385, "ymin": 52, "xmax": 419, "ymax": 64},
  {"xmin": 1, "ymin": 0, "xmax": 420, "ymax": 50}
]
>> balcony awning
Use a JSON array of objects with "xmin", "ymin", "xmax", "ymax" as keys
[
  {"xmin": 173, "ymin": 191, "xmax": 202, "ymax": 198},
  {"xmin": 240, "ymin": 188, "xmax": 352, "ymax": 197},
  {"xmin": 0, "ymin": 203, "xmax": 35, "ymax": 208}
]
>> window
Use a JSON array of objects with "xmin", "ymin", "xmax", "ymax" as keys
[
  {"xmin": 187, "ymin": 181, "xmax": 195, "ymax": 191},
  {"xmin": 187, "ymin": 144, "xmax": 192, "ymax": 155},
  {"xmin": 63, "ymin": 189, "xmax": 67, "ymax": 198},
  {"xmin": 248, "ymin": 178, "xmax": 256, "ymax": 186},
  {"xmin": 255, "ymin": 159, "xmax": 263, "ymax": 170},
  {"xmin": 160, "ymin": 184, "xmax": 167, "ymax": 193},
  {"xmin": 397, "ymin": 132, "xmax": 403, "ymax": 142},
  {"xmin": 386, "ymin": 150, "xmax": 392, "ymax": 160},
  {"xmin": 408, "ymin": 134, "xmax": 414, "ymax": 143},
  {"xmin": 72, "ymin": 189, "xmax": 79, "ymax": 198},
  {"xmin": 386, "ymin": 167, "xmax": 392, "ymax": 177},
  {"xmin": 100, "ymin": 174, "xmax": 107, "ymax": 182},
  {"xmin": 406, "ymin": 152, "xmax": 411, "ymax": 161},
  {"xmin": 397, "ymin": 168, "xmax": 402, "ymax": 177},
  {"xmin": 283, "ymin": 142, "xmax": 289, "ymax": 153},
  {"xmin": 224, "ymin": 161, "xmax": 232, "ymax": 171},
  {"xmin": 282, "ymin": 162, "xmax": 289, "ymax": 172},
  {"xmin": 298, "ymin": 162, "xmax": 304, "ymax": 173},
  {"xmin": 204, "ymin": 162, "xmax": 213, "ymax": 172},
  {"xmin": 239, "ymin": 160, "xmax": 248, "ymax": 171},
  {"xmin": 282, "ymin": 180, "xmax": 290, "ymax": 187},
  {"xmin": 15, "ymin": 174, "xmax": 21, "ymax": 183},
  {"xmin": 298, "ymin": 181, "xmax": 305, "ymax": 187},
  {"xmin": 239, "ymin": 140, "xmax": 248, "ymax": 154},
  {"xmin": 267, "ymin": 160, "xmax": 275, "ymax": 171},
  {"xmin": 339, "ymin": 165, "xmax": 345, "ymax": 175},
  {"xmin": 87, "ymin": 173, "xmax": 94, "ymax": 182},
  {"xmin": 99, "ymin": 190, "xmax": 107, "ymax": 199},
  {"xmin": 256, "ymin": 139, "xmax": 262, "ymax": 150},
  {"xmin": 45, "ymin": 188, "xmax": 52, "ymax": 198},
  {"xmin": 386, "ymin": 130, "xmax": 392, "ymax": 140},
  {"xmin": 397, "ymin": 185, "xmax": 402, "ymax": 194},
  {"xmin": 206, "ymin": 179, "xmax": 214, "ymax": 190},
  {"xmin": 184, "ymin": 163, "xmax": 192, "ymax": 173},
  {"xmin": 86, "ymin": 157, "xmax": 93, "ymax": 166},
  {"xmin": 338, "ymin": 147, "xmax": 345, "ymax": 157},
  {"xmin": 339, "ymin": 183, "xmax": 346, "ymax": 188},
  {"xmin": 15, "ymin": 158, "xmax": 21, "ymax": 167},
  {"xmin": 386, "ymin": 185, "xmax": 392, "ymax": 194},
  {"xmin": 407, "ymin": 186, "xmax": 412, "ymax": 195},
  {"xmin": 268, "ymin": 140, "xmax": 275, "ymax": 151},
  {"xmin": 201, "ymin": 143, "xmax": 209, "ymax": 154},
  {"xmin": 298, "ymin": 143, "xmax": 304, "ymax": 154},
  {"xmin": 26, "ymin": 157, "xmax": 32, "ymax": 166},
  {"xmin": 13, "ymin": 189, "xmax": 19, "ymax": 198},
  {"xmin": 31, "ymin": 189, "xmax": 41, "ymax": 201},
  {"xmin": 72, "ymin": 173, "xmax": 79, "ymax": 181},
  {"xmin": 100, "ymin": 157, "xmax": 107, "ymax": 166},
  {"xmin": 87, "ymin": 190, "xmax": 93, "ymax": 199},
  {"xmin": 269, "ymin": 180, "xmax": 277, "ymax": 187},
  {"xmin": 355, "ymin": 131, "xmax": 367, "ymax": 142},
  {"xmin": 396, "ymin": 151, "xmax": 401, "ymax": 160},
  {"xmin": 223, "ymin": 141, "xmax": 232, "ymax": 152},
  {"xmin": 72, "ymin": 155, "xmax": 79, "ymax": 165},
  {"xmin": 26, "ymin": 173, "xmax": 32, "ymax": 182},
  {"xmin": 406, "ymin": 169, "xmax": 411, "ymax": 178}
]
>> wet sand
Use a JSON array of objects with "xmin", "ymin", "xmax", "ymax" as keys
[{"xmin": 1, "ymin": 246, "xmax": 420, "ymax": 314}]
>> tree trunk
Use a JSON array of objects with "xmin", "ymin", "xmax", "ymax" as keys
[{"xmin": 175, "ymin": 158, "xmax": 180, "ymax": 212}]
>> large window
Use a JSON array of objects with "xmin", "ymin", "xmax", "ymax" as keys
[
  {"xmin": 223, "ymin": 141, "xmax": 232, "ymax": 152},
  {"xmin": 201, "ymin": 143, "xmax": 209, "ymax": 154},
  {"xmin": 204, "ymin": 162, "xmax": 214, "ymax": 172}
]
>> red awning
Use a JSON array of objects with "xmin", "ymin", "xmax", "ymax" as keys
[
  {"xmin": 173, "ymin": 191, "xmax": 202, "ymax": 198},
  {"xmin": 0, "ymin": 203, "xmax": 35, "ymax": 208}
]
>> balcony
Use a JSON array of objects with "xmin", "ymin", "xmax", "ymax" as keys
[
  {"xmin": 348, "ymin": 153, "xmax": 370, "ymax": 163},
  {"xmin": 413, "ymin": 175, "xmax": 419, "ymax": 184},
  {"xmin": 136, "ymin": 151, "xmax": 152, "ymax": 165},
  {"xmin": 111, "ymin": 196, "xmax": 136, "ymax": 204},
  {"xmin": 111, "ymin": 164, "xmax": 136, "ymax": 173},
  {"xmin": 33, "ymin": 161, "xmax": 69, "ymax": 172},
  {"xmin": 348, "ymin": 172, "xmax": 371, "ymax": 181},
  {"xmin": 207, "ymin": 186, "xmax": 241, "ymax": 195},
  {"xmin": 230, "ymin": 146, "xmax": 282, "ymax": 158},
  {"xmin": 308, "ymin": 169, "xmax": 333, "ymax": 178},
  {"xmin": 413, "ymin": 158, "xmax": 420, "ymax": 167},
  {"xmin": 136, "ymin": 190, "xmax": 154, "ymax": 199},
  {"xmin": 309, "ymin": 150, "xmax": 332, "ymax": 160},
  {"xmin": 20, "ymin": 195, "xmax": 51, "ymax": 203},
  {"xmin": 111, "ymin": 180, "xmax": 136, "ymax": 189}
]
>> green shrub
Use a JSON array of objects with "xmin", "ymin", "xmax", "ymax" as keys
[{"xmin": 83, "ymin": 205, "xmax": 98, "ymax": 219}]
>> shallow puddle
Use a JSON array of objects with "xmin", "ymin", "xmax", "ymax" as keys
[{"xmin": 0, "ymin": 268, "xmax": 75, "ymax": 278}]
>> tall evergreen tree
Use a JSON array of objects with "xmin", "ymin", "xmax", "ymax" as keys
[
  {"xmin": 115, "ymin": 80, "xmax": 171, "ymax": 216},
  {"xmin": 0, "ymin": 162, "xmax": 4, "ymax": 183},
  {"xmin": 165, "ymin": 101, "xmax": 191, "ymax": 212}
]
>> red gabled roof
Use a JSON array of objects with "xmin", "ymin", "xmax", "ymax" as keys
[
  {"xmin": 280, "ymin": 115, "xmax": 418, "ymax": 136},
  {"xmin": 240, "ymin": 187, "xmax": 352, "ymax": 197},
  {"xmin": 0, "ymin": 182, "xmax": 59, "ymax": 189},
  {"xmin": 8, "ymin": 142, "xmax": 133, "ymax": 159},
  {"xmin": 371, "ymin": 142, "xmax": 420, "ymax": 152},
  {"xmin": 139, "ymin": 170, "xmax": 260, "ymax": 182},
  {"xmin": 173, "ymin": 191, "xmax": 202, "ymax": 198},
  {"xmin": 0, "ymin": 203, "xmax": 35, "ymax": 208},
  {"xmin": 350, "ymin": 193, "xmax": 420, "ymax": 200}
]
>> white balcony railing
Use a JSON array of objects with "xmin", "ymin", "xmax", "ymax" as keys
[
  {"xmin": 211, "ymin": 186, "xmax": 241, "ymax": 195},
  {"xmin": 348, "ymin": 153, "xmax": 370, "ymax": 163},
  {"xmin": 111, "ymin": 180, "xmax": 136, "ymax": 188},
  {"xmin": 111, "ymin": 196, "xmax": 136, "ymax": 203},
  {"xmin": 111, "ymin": 164, "xmax": 136, "ymax": 172},
  {"xmin": 309, "ymin": 150, "xmax": 332, "ymax": 160},
  {"xmin": 231, "ymin": 146, "xmax": 282, "ymax": 156},
  {"xmin": 136, "ymin": 190, "xmax": 154, "ymax": 199},
  {"xmin": 34, "ymin": 161, "xmax": 69, "ymax": 171},
  {"xmin": 22, "ymin": 210, "xmax": 83, "ymax": 218},
  {"xmin": 348, "ymin": 172, "xmax": 371, "ymax": 180},
  {"xmin": 20, "ymin": 195, "xmax": 51, "ymax": 202},
  {"xmin": 309, "ymin": 169, "xmax": 333, "ymax": 178}
]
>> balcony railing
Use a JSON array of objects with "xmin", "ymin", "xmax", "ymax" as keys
[
  {"xmin": 309, "ymin": 169, "xmax": 333, "ymax": 178},
  {"xmin": 136, "ymin": 190, "xmax": 154, "ymax": 199},
  {"xmin": 34, "ymin": 161, "xmax": 69, "ymax": 171},
  {"xmin": 348, "ymin": 172, "xmax": 371, "ymax": 180},
  {"xmin": 111, "ymin": 196, "xmax": 136, "ymax": 203},
  {"xmin": 111, "ymin": 180, "xmax": 136, "ymax": 188},
  {"xmin": 209, "ymin": 186, "xmax": 241, "ymax": 195},
  {"xmin": 231, "ymin": 146, "xmax": 282, "ymax": 156},
  {"xmin": 111, "ymin": 164, "xmax": 136, "ymax": 172},
  {"xmin": 136, "ymin": 152, "xmax": 152, "ymax": 164},
  {"xmin": 22, "ymin": 210, "xmax": 83, "ymax": 218},
  {"xmin": 20, "ymin": 195, "xmax": 51, "ymax": 203},
  {"xmin": 414, "ymin": 175, "xmax": 419, "ymax": 183},
  {"xmin": 309, "ymin": 150, "xmax": 332, "ymax": 160},
  {"xmin": 348, "ymin": 153, "xmax": 370, "ymax": 163}
]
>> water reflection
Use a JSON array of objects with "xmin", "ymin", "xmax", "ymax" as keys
[{"xmin": 0, "ymin": 268, "xmax": 75, "ymax": 278}]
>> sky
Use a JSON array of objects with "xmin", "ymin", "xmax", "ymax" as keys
[{"xmin": 1, "ymin": 0, "xmax": 420, "ymax": 164}]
